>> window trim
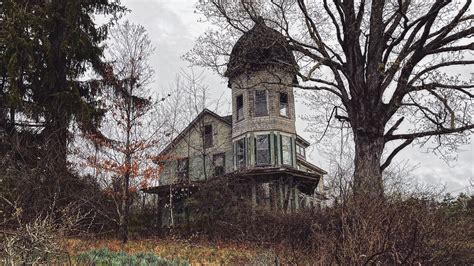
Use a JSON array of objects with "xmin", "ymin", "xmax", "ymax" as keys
[{"xmin": 254, "ymin": 90, "xmax": 268, "ymax": 117}]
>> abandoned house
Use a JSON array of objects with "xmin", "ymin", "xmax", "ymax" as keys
[{"xmin": 143, "ymin": 18, "xmax": 328, "ymax": 226}]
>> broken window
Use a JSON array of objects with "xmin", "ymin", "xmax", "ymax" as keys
[
  {"xmin": 255, "ymin": 90, "xmax": 268, "ymax": 116},
  {"xmin": 213, "ymin": 153, "xmax": 225, "ymax": 176},
  {"xmin": 279, "ymin": 92, "xmax": 289, "ymax": 117},
  {"xmin": 281, "ymin": 135, "xmax": 292, "ymax": 166},
  {"xmin": 203, "ymin": 124, "xmax": 213, "ymax": 148},
  {"xmin": 236, "ymin": 94, "xmax": 244, "ymax": 121},
  {"xmin": 256, "ymin": 135, "xmax": 270, "ymax": 165},
  {"xmin": 236, "ymin": 138, "xmax": 246, "ymax": 168},
  {"xmin": 176, "ymin": 158, "xmax": 189, "ymax": 180}
]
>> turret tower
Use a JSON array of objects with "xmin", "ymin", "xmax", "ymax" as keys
[{"xmin": 225, "ymin": 18, "xmax": 299, "ymax": 170}]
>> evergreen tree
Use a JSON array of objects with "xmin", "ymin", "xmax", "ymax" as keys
[
  {"xmin": 0, "ymin": 0, "xmax": 126, "ymax": 169},
  {"xmin": 0, "ymin": 0, "xmax": 126, "ymax": 222}
]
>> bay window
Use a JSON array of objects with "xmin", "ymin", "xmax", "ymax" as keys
[
  {"xmin": 255, "ymin": 135, "xmax": 270, "ymax": 165},
  {"xmin": 281, "ymin": 135, "xmax": 292, "ymax": 166},
  {"xmin": 236, "ymin": 138, "xmax": 246, "ymax": 168}
]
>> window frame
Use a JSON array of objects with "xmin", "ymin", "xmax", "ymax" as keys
[
  {"xmin": 176, "ymin": 157, "xmax": 189, "ymax": 181},
  {"xmin": 254, "ymin": 90, "xmax": 268, "ymax": 117},
  {"xmin": 279, "ymin": 92, "xmax": 289, "ymax": 117},
  {"xmin": 281, "ymin": 135, "xmax": 293, "ymax": 166},
  {"xmin": 255, "ymin": 134, "xmax": 271, "ymax": 166},
  {"xmin": 296, "ymin": 144, "xmax": 306, "ymax": 158},
  {"xmin": 212, "ymin": 153, "xmax": 226, "ymax": 176},
  {"xmin": 235, "ymin": 137, "xmax": 246, "ymax": 168},
  {"xmin": 203, "ymin": 124, "xmax": 213, "ymax": 148},
  {"xmin": 236, "ymin": 94, "xmax": 244, "ymax": 121}
]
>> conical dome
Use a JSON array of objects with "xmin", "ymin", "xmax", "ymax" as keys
[{"xmin": 224, "ymin": 18, "xmax": 297, "ymax": 81}]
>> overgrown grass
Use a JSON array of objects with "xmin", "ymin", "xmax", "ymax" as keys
[
  {"xmin": 63, "ymin": 238, "xmax": 263, "ymax": 264},
  {"xmin": 75, "ymin": 248, "xmax": 188, "ymax": 266}
]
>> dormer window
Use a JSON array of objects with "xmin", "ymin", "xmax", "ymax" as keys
[
  {"xmin": 255, "ymin": 90, "xmax": 268, "ymax": 116},
  {"xmin": 203, "ymin": 124, "xmax": 213, "ymax": 148},
  {"xmin": 279, "ymin": 92, "xmax": 289, "ymax": 117},
  {"xmin": 236, "ymin": 94, "xmax": 244, "ymax": 121}
]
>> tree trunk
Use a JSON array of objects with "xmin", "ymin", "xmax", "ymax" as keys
[
  {"xmin": 47, "ymin": 0, "xmax": 69, "ymax": 173},
  {"xmin": 119, "ymin": 170, "xmax": 130, "ymax": 244},
  {"xmin": 48, "ymin": 115, "xmax": 69, "ymax": 171},
  {"xmin": 353, "ymin": 131, "xmax": 385, "ymax": 198},
  {"xmin": 119, "ymin": 75, "xmax": 135, "ymax": 244}
]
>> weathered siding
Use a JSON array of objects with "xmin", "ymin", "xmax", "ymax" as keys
[
  {"xmin": 159, "ymin": 113, "xmax": 233, "ymax": 185},
  {"xmin": 230, "ymin": 68, "xmax": 297, "ymax": 139}
]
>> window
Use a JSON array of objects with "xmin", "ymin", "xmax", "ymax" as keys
[
  {"xmin": 176, "ymin": 158, "xmax": 189, "ymax": 180},
  {"xmin": 279, "ymin": 92, "xmax": 289, "ymax": 117},
  {"xmin": 255, "ymin": 90, "xmax": 268, "ymax": 116},
  {"xmin": 213, "ymin": 153, "xmax": 225, "ymax": 176},
  {"xmin": 236, "ymin": 138, "xmax": 246, "ymax": 168},
  {"xmin": 203, "ymin": 124, "xmax": 213, "ymax": 148},
  {"xmin": 236, "ymin": 95, "xmax": 244, "ymax": 121},
  {"xmin": 296, "ymin": 144, "xmax": 305, "ymax": 158},
  {"xmin": 255, "ymin": 135, "xmax": 270, "ymax": 165},
  {"xmin": 281, "ymin": 135, "xmax": 292, "ymax": 166}
]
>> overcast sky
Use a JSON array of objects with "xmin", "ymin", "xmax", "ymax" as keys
[{"xmin": 117, "ymin": 0, "xmax": 473, "ymax": 195}]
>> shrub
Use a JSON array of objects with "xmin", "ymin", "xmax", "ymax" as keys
[
  {"xmin": 179, "ymin": 178, "xmax": 474, "ymax": 264},
  {"xmin": 1, "ymin": 205, "xmax": 90, "ymax": 265},
  {"xmin": 76, "ymin": 248, "xmax": 189, "ymax": 266}
]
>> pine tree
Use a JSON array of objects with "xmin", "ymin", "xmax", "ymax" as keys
[
  {"xmin": 0, "ymin": 0, "xmax": 126, "ymax": 220},
  {"xmin": 1, "ymin": 0, "xmax": 127, "ymax": 169}
]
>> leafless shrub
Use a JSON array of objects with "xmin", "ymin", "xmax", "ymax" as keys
[
  {"xmin": 178, "ymin": 177, "xmax": 473, "ymax": 264},
  {"xmin": 0, "ymin": 204, "xmax": 91, "ymax": 265}
]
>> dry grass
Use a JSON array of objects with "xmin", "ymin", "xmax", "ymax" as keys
[{"xmin": 62, "ymin": 237, "xmax": 268, "ymax": 264}]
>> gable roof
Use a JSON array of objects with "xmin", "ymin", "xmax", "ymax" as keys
[{"xmin": 158, "ymin": 108, "xmax": 232, "ymax": 158}]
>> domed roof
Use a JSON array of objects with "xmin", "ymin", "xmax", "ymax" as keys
[{"xmin": 224, "ymin": 18, "xmax": 297, "ymax": 81}]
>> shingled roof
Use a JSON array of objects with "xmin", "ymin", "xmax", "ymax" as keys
[{"xmin": 224, "ymin": 17, "xmax": 297, "ymax": 82}]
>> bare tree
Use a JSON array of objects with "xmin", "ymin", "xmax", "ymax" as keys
[
  {"xmin": 157, "ymin": 69, "xmax": 230, "ymax": 181},
  {"xmin": 82, "ymin": 21, "xmax": 161, "ymax": 243},
  {"xmin": 186, "ymin": 0, "xmax": 473, "ymax": 197}
]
